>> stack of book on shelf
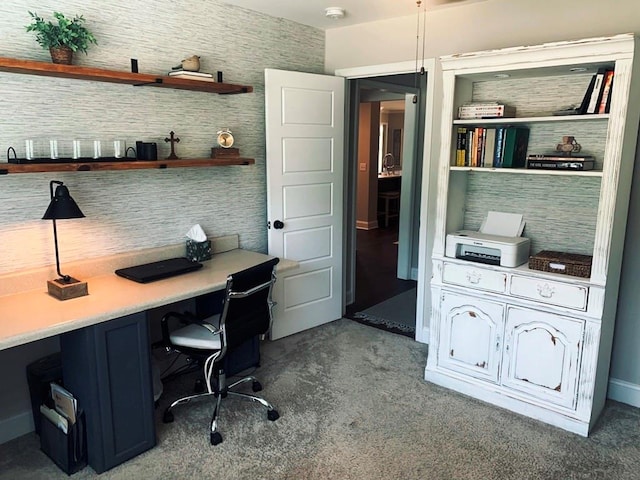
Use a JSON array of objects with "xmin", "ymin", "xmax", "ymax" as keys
[
  {"xmin": 167, "ymin": 70, "xmax": 215, "ymax": 82},
  {"xmin": 457, "ymin": 102, "xmax": 516, "ymax": 119},
  {"xmin": 579, "ymin": 68, "xmax": 614, "ymax": 114},
  {"xmin": 526, "ymin": 154, "xmax": 595, "ymax": 171},
  {"xmin": 456, "ymin": 126, "xmax": 529, "ymax": 168}
]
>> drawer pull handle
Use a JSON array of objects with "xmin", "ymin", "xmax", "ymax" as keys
[
  {"xmin": 466, "ymin": 271, "xmax": 481, "ymax": 284},
  {"xmin": 537, "ymin": 283, "xmax": 555, "ymax": 298}
]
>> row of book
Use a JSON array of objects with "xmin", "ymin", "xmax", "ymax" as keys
[
  {"xmin": 579, "ymin": 68, "xmax": 614, "ymax": 114},
  {"xmin": 457, "ymin": 102, "xmax": 516, "ymax": 120},
  {"xmin": 455, "ymin": 126, "xmax": 530, "ymax": 168}
]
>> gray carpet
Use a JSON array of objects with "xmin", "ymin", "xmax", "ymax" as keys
[
  {"xmin": 1, "ymin": 318, "xmax": 639, "ymax": 480},
  {"xmin": 353, "ymin": 288, "xmax": 417, "ymax": 336}
]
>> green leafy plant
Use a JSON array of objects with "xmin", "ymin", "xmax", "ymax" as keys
[{"xmin": 25, "ymin": 11, "xmax": 97, "ymax": 54}]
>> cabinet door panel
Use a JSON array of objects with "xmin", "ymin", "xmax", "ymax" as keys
[
  {"xmin": 438, "ymin": 291, "xmax": 504, "ymax": 383},
  {"xmin": 502, "ymin": 307, "xmax": 583, "ymax": 410}
]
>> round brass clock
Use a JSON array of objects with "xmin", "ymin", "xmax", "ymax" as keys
[{"xmin": 216, "ymin": 128, "xmax": 234, "ymax": 148}]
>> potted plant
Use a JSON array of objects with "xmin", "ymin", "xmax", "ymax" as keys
[{"xmin": 25, "ymin": 11, "xmax": 97, "ymax": 65}]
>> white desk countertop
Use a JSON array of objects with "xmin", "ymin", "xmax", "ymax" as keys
[{"xmin": 0, "ymin": 249, "xmax": 296, "ymax": 351}]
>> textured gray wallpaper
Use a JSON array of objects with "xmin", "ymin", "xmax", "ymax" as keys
[{"xmin": 0, "ymin": 0, "xmax": 324, "ymax": 275}]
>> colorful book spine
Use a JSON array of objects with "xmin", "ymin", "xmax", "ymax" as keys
[
  {"xmin": 597, "ymin": 70, "xmax": 614, "ymax": 114},
  {"xmin": 475, "ymin": 127, "xmax": 484, "ymax": 167},
  {"xmin": 501, "ymin": 126, "xmax": 530, "ymax": 168},
  {"xmin": 493, "ymin": 127, "xmax": 506, "ymax": 167},
  {"xmin": 455, "ymin": 127, "xmax": 467, "ymax": 166},
  {"xmin": 586, "ymin": 68, "xmax": 606, "ymax": 114},
  {"xmin": 483, "ymin": 128, "xmax": 496, "ymax": 167}
]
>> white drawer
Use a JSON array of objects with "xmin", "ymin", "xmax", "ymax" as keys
[
  {"xmin": 442, "ymin": 263, "xmax": 507, "ymax": 293},
  {"xmin": 509, "ymin": 275, "xmax": 588, "ymax": 311}
]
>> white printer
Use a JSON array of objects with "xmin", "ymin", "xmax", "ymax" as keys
[{"xmin": 445, "ymin": 230, "xmax": 531, "ymax": 267}]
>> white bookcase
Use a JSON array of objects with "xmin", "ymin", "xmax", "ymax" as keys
[{"xmin": 425, "ymin": 34, "xmax": 640, "ymax": 436}]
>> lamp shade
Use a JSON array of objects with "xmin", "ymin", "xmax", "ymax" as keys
[{"xmin": 42, "ymin": 184, "xmax": 85, "ymax": 220}]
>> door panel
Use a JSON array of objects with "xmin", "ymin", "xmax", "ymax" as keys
[
  {"xmin": 438, "ymin": 291, "xmax": 504, "ymax": 383},
  {"xmin": 283, "ymin": 138, "xmax": 333, "ymax": 172},
  {"xmin": 266, "ymin": 69, "xmax": 345, "ymax": 339},
  {"xmin": 284, "ymin": 183, "xmax": 332, "ymax": 218},
  {"xmin": 502, "ymin": 306, "xmax": 584, "ymax": 410},
  {"xmin": 284, "ymin": 227, "xmax": 332, "ymax": 261}
]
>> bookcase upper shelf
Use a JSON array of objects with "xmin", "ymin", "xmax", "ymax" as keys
[
  {"xmin": 0, "ymin": 57, "xmax": 253, "ymax": 94},
  {"xmin": 453, "ymin": 114, "xmax": 609, "ymax": 125}
]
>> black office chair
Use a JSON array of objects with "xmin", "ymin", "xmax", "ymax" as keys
[{"xmin": 160, "ymin": 257, "xmax": 280, "ymax": 445}]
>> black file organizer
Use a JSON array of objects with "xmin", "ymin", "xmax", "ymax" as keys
[{"xmin": 40, "ymin": 409, "xmax": 87, "ymax": 475}]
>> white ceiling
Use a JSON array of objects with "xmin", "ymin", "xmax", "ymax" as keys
[{"xmin": 222, "ymin": 0, "xmax": 486, "ymax": 30}]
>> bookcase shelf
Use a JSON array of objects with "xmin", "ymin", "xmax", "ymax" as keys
[
  {"xmin": 425, "ymin": 34, "xmax": 639, "ymax": 437},
  {"xmin": 0, "ymin": 157, "xmax": 255, "ymax": 174},
  {"xmin": 0, "ymin": 57, "xmax": 253, "ymax": 94},
  {"xmin": 453, "ymin": 114, "xmax": 609, "ymax": 125},
  {"xmin": 449, "ymin": 166, "xmax": 603, "ymax": 176}
]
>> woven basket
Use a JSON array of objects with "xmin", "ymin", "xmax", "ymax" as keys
[
  {"xmin": 49, "ymin": 46, "xmax": 73, "ymax": 65},
  {"xmin": 529, "ymin": 250, "xmax": 592, "ymax": 278}
]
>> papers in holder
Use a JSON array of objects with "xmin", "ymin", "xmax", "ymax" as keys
[{"xmin": 479, "ymin": 211, "xmax": 525, "ymax": 237}]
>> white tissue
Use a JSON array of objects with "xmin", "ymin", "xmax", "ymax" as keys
[{"xmin": 186, "ymin": 224, "xmax": 207, "ymax": 242}]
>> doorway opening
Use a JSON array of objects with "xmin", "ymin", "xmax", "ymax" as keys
[{"xmin": 344, "ymin": 73, "xmax": 427, "ymax": 336}]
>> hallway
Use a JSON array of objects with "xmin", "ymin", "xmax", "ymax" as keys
[{"xmin": 345, "ymin": 226, "xmax": 416, "ymax": 317}]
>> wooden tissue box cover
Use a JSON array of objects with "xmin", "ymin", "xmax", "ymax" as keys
[{"xmin": 529, "ymin": 250, "xmax": 592, "ymax": 278}]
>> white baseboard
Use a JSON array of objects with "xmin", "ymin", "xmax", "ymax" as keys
[
  {"xmin": 0, "ymin": 410, "xmax": 34, "ymax": 445},
  {"xmin": 356, "ymin": 220, "xmax": 379, "ymax": 230},
  {"xmin": 608, "ymin": 377, "xmax": 640, "ymax": 407}
]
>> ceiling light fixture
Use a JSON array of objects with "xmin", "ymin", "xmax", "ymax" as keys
[{"xmin": 325, "ymin": 7, "xmax": 345, "ymax": 20}]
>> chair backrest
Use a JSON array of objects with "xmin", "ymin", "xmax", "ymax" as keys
[{"xmin": 219, "ymin": 257, "xmax": 279, "ymax": 354}]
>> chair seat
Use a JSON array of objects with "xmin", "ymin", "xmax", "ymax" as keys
[{"xmin": 169, "ymin": 314, "xmax": 221, "ymax": 350}]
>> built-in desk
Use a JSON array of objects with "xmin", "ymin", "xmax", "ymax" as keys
[
  {"xmin": 0, "ymin": 248, "xmax": 295, "ymax": 350},
  {"xmin": 0, "ymin": 239, "xmax": 296, "ymax": 473}
]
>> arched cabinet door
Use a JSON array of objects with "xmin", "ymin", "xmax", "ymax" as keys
[
  {"xmin": 502, "ymin": 306, "xmax": 584, "ymax": 410},
  {"xmin": 437, "ymin": 291, "xmax": 505, "ymax": 383}
]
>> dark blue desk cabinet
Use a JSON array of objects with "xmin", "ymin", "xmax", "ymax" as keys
[{"xmin": 60, "ymin": 312, "xmax": 156, "ymax": 473}]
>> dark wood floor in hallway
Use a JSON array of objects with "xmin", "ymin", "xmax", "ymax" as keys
[{"xmin": 346, "ymin": 226, "xmax": 416, "ymax": 316}]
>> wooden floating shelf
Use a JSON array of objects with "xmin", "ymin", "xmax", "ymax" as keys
[
  {"xmin": 0, "ymin": 158, "xmax": 255, "ymax": 174},
  {"xmin": 0, "ymin": 57, "xmax": 253, "ymax": 94}
]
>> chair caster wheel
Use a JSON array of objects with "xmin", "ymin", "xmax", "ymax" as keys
[
  {"xmin": 267, "ymin": 409, "xmax": 280, "ymax": 421},
  {"xmin": 194, "ymin": 378, "xmax": 205, "ymax": 394},
  {"xmin": 252, "ymin": 380, "xmax": 262, "ymax": 392},
  {"xmin": 163, "ymin": 409, "xmax": 174, "ymax": 423},
  {"xmin": 210, "ymin": 431, "xmax": 223, "ymax": 445}
]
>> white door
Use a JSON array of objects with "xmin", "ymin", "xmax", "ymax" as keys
[{"xmin": 265, "ymin": 69, "xmax": 345, "ymax": 340}]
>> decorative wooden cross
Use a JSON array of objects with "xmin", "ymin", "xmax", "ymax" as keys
[{"xmin": 164, "ymin": 131, "xmax": 180, "ymax": 160}]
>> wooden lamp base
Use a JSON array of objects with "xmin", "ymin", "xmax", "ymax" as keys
[{"xmin": 47, "ymin": 277, "xmax": 89, "ymax": 301}]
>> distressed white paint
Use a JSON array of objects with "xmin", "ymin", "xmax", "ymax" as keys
[{"xmin": 426, "ymin": 35, "xmax": 640, "ymax": 436}]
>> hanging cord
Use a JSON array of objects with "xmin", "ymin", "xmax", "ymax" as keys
[
  {"xmin": 421, "ymin": 0, "xmax": 427, "ymax": 75},
  {"xmin": 413, "ymin": 0, "xmax": 422, "ymax": 103}
]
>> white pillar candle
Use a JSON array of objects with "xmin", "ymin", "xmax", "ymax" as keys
[
  {"xmin": 93, "ymin": 140, "xmax": 101, "ymax": 159},
  {"xmin": 113, "ymin": 140, "xmax": 123, "ymax": 158},
  {"xmin": 49, "ymin": 140, "xmax": 58, "ymax": 159},
  {"xmin": 72, "ymin": 140, "xmax": 82, "ymax": 159},
  {"xmin": 25, "ymin": 140, "xmax": 34, "ymax": 160}
]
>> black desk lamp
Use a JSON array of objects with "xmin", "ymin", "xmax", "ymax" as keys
[{"xmin": 42, "ymin": 180, "xmax": 88, "ymax": 300}]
